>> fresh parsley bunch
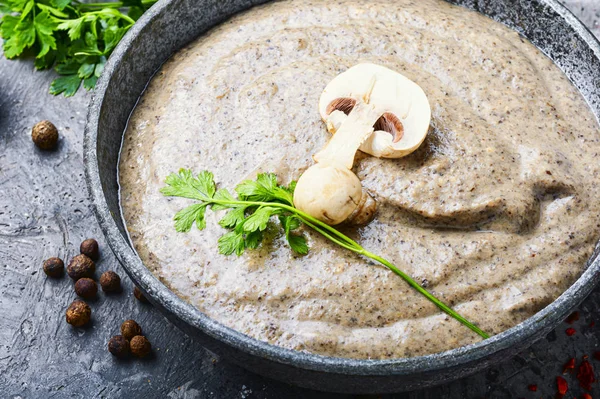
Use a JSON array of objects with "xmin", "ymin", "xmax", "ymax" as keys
[
  {"xmin": 162, "ymin": 169, "xmax": 490, "ymax": 339},
  {"xmin": 0, "ymin": 0, "xmax": 156, "ymax": 96}
]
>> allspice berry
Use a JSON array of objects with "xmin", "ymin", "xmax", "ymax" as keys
[
  {"xmin": 120, "ymin": 319, "xmax": 142, "ymax": 341},
  {"xmin": 108, "ymin": 335, "xmax": 130, "ymax": 359},
  {"xmin": 133, "ymin": 286, "xmax": 149, "ymax": 303},
  {"xmin": 43, "ymin": 257, "xmax": 64, "ymax": 278},
  {"xmin": 67, "ymin": 254, "xmax": 95, "ymax": 281},
  {"xmin": 31, "ymin": 120, "xmax": 59, "ymax": 150},
  {"xmin": 80, "ymin": 239, "xmax": 99, "ymax": 260},
  {"xmin": 74, "ymin": 278, "xmax": 97, "ymax": 299},
  {"xmin": 130, "ymin": 335, "xmax": 151, "ymax": 358},
  {"xmin": 100, "ymin": 271, "xmax": 121, "ymax": 293},
  {"xmin": 65, "ymin": 299, "xmax": 91, "ymax": 327}
]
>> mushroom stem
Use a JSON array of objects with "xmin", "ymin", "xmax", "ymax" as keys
[{"xmin": 314, "ymin": 101, "xmax": 381, "ymax": 169}]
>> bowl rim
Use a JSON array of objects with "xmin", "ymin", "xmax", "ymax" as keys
[{"xmin": 84, "ymin": 0, "xmax": 600, "ymax": 377}]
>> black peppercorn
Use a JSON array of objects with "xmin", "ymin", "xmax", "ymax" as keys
[
  {"xmin": 65, "ymin": 300, "xmax": 91, "ymax": 327},
  {"xmin": 130, "ymin": 335, "xmax": 151, "ymax": 358},
  {"xmin": 133, "ymin": 286, "xmax": 149, "ymax": 303},
  {"xmin": 80, "ymin": 239, "xmax": 99, "ymax": 260},
  {"xmin": 108, "ymin": 335, "xmax": 130, "ymax": 358},
  {"xmin": 43, "ymin": 257, "xmax": 64, "ymax": 278},
  {"xmin": 67, "ymin": 254, "xmax": 95, "ymax": 281},
  {"xmin": 31, "ymin": 120, "xmax": 59, "ymax": 150},
  {"xmin": 100, "ymin": 271, "xmax": 121, "ymax": 293},
  {"xmin": 120, "ymin": 319, "xmax": 142, "ymax": 341},
  {"xmin": 74, "ymin": 278, "xmax": 97, "ymax": 299}
]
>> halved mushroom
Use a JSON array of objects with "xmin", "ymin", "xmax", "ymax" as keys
[
  {"xmin": 293, "ymin": 63, "xmax": 431, "ymax": 225},
  {"xmin": 319, "ymin": 63, "xmax": 431, "ymax": 158}
]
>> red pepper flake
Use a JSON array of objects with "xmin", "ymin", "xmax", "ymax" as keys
[
  {"xmin": 527, "ymin": 384, "xmax": 538, "ymax": 391},
  {"xmin": 557, "ymin": 375, "xmax": 568, "ymax": 396},
  {"xmin": 577, "ymin": 359, "xmax": 596, "ymax": 391},
  {"xmin": 591, "ymin": 321, "xmax": 596, "ymax": 328},
  {"xmin": 582, "ymin": 393, "xmax": 592, "ymax": 399},
  {"xmin": 566, "ymin": 311, "xmax": 580, "ymax": 324},
  {"xmin": 594, "ymin": 352, "xmax": 600, "ymax": 361},
  {"xmin": 566, "ymin": 327, "xmax": 577, "ymax": 336},
  {"xmin": 564, "ymin": 357, "xmax": 576, "ymax": 373}
]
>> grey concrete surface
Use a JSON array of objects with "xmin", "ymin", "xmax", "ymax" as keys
[{"xmin": 1, "ymin": 1, "xmax": 600, "ymax": 398}]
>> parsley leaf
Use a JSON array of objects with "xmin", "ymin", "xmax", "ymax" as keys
[
  {"xmin": 242, "ymin": 206, "xmax": 279, "ymax": 232},
  {"xmin": 244, "ymin": 231, "xmax": 262, "ymax": 250},
  {"xmin": 235, "ymin": 173, "xmax": 294, "ymax": 204},
  {"xmin": 49, "ymin": 74, "xmax": 81, "ymax": 96},
  {"xmin": 218, "ymin": 207, "xmax": 246, "ymax": 229},
  {"xmin": 56, "ymin": 17, "xmax": 85, "ymax": 41},
  {"xmin": 3, "ymin": 15, "xmax": 35, "ymax": 58},
  {"xmin": 218, "ymin": 231, "xmax": 245, "ymax": 256},
  {"xmin": 280, "ymin": 215, "xmax": 308, "ymax": 255},
  {"xmin": 160, "ymin": 169, "xmax": 216, "ymax": 200},
  {"xmin": 33, "ymin": 11, "xmax": 57, "ymax": 58},
  {"xmin": 77, "ymin": 62, "xmax": 95, "ymax": 79},
  {"xmin": 287, "ymin": 234, "xmax": 309, "ymax": 255},
  {"xmin": 82, "ymin": 75, "xmax": 98, "ymax": 90},
  {"xmin": 173, "ymin": 203, "xmax": 207, "ymax": 232}
]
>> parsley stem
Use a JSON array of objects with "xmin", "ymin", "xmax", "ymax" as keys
[{"xmin": 300, "ymin": 219, "xmax": 360, "ymax": 252}]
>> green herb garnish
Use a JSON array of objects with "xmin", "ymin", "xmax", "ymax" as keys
[
  {"xmin": 0, "ymin": 0, "xmax": 156, "ymax": 96},
  {"xmin": 161, "ymin": 169, "xmax": 489, "ymax": 339}
]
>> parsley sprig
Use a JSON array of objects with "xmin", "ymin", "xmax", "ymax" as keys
[
  {"xmin": 161, "ymin": 170, "xmax": 308, "ymax": 255},
  {"xmin": 162, "ymin": 169, "xmax": 490, "ymax": 339},
  {"xmin": 0, "ymin": 0, "xmax": 156, "ymax": 96}
]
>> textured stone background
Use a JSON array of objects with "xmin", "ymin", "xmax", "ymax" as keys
[{"xmin": 1, "ymin": 1, "xmax": 600, "ymax": 398}]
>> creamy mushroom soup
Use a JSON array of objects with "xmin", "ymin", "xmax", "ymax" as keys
[{"xmin": 119, "ymin": 0, "xmax": 600, "ymax": 358}]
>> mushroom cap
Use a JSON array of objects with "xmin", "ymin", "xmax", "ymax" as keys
[
  {"xmin": 319, "ymin": 63, "xmax": 431, "ymax": 158},
  {"xmin": 293, "ymin": 162, "xmax": 362, "ymax": 225}
]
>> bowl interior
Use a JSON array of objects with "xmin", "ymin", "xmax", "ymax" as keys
[{"xmin": 84, "ymin": 0, "xmax": 600, "ymax": 392}]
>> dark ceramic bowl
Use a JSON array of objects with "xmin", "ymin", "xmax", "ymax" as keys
[{"xmin": 84, "ymin": 0, "xmax": 600, "ymax": 393}]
